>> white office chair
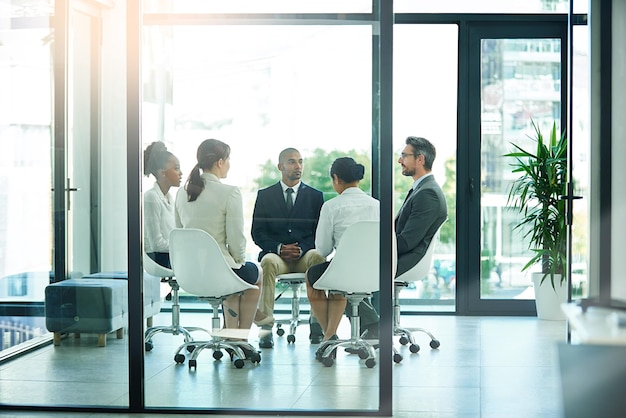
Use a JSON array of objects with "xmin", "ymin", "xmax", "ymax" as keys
[
  {"xmin": 143, "ymin": 251, "xmax": 208, "ymax": 352},
  {"xmin": 393, "ymin": 223, "xmax": 444, "ymax": 358},
  {"xmin": 274, "ymin": 272, "xmax": 308, "ymax": 343},
  {"xmin": 169, "ymin": 228, "xmax": 261, "ymax": 369},
  {"xmin": 313, "ymin": 220, "xmax": 388, "ymax": 368}
]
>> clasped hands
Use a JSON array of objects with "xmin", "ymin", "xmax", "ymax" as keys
[{"xmin": 280, "ymin": 242, "xmax": 302, "ymax": 261}]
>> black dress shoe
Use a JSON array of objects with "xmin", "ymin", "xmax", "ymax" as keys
[
  {"xmin": 259, "ymin": 333, "xmax": 274, "ymax": 349},
  {"xmin": 309, "ymin": 320, "xmax": 324, "ymax": 344},
  {"xmin": 360, "ymin": 322, "xmax": 379, "ymax": 339}
]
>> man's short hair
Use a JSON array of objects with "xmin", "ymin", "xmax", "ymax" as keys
[
  {"xmin": 278, "ymin": 148, "xmax": 300, "ymax": 164},
  {"xmin": 406, "ymin": 136, "xmax": 436, "ymax": 170}
]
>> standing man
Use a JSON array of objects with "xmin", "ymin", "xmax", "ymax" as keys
[{"xmin": 251, "ymin": 148, "xmax": 326, "ymax": 348}]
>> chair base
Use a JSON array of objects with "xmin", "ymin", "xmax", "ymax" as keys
[
  {"xmin": 144, "ymin": 280, "xmax": 210, "ymax": 351},
  {"xmin": 317, "ymin": 293, "xmax": 378, "ymax": 368},
  {"xmin": 393, "ymin": 281, "xmax": 441, "ymax": 356},
  {"xmin": 318, "ymin": 337, "xmax": 378, "ymax": 368},
  {"xmin": 174, "ymin": 338, "xmax": 261, "ymax": 370},
  {"xmin": 274, "ymin": 273, "xmax": 308, "ymax": 344},
  {"xmin": 172, "ymin": 296, "xmax": 261, "ymax": 369}
]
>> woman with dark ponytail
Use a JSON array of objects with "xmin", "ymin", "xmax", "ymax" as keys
[
  {"xmin": 305, "ymin": 157, "xmax": 380, "ymax": 350},
  {"xmin": 174, "ymin": 139, "xmax": 262, "ymax": 344},
  {"xmin": 143, "ymin": 141, "xmax": 182, "ymax": 268}
]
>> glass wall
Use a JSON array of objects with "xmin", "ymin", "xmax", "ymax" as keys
[
  {"xmin": 480, "ymin": 38, "xmax": 563, "ymax": 300},
  {"xmin": 0, "ymin": 0, "xmax": 590, "ymax": 414},
  {"xmin": 0, "ymin": 1, "xmax": 53, "ymax": 355},
  {"xmin": 141, "ymin": 17, "xmax": 379, "ymax": 410},
  {"xmin": 393, "ymin": 24, "xmax": 457, "ymax": 309}
]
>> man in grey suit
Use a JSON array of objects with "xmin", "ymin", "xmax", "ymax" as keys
[
  {"xmin": 368, "ymin": 136, "xmax": 448, "ymax": 323},
  {"xmin": 395, "ymin": 136, "xmax": 448, "ymax": 276}
]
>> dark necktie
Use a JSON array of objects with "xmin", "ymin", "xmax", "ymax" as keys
[
  {"xmin": 286, "ymin": 188, "xmax": 294, "ymax": 213},
  {"xmin": 395, "ymin": 188, "xmax": 414, "ymax": 228},
  {"xmin": 403, "ymin": 187, "xmax": 414, "ymax": 204}
]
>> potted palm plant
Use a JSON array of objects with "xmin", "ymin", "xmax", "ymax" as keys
[{"xmin": 505, "ymin": 119, "xmax": 568, "ymax": 320}]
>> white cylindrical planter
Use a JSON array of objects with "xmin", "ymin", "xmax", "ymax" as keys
[{"xmin": 532, "ymin": 273, "xmax": 567, "ymax": 320}]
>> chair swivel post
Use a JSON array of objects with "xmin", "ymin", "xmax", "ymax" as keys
[{"xmin": 144, "ymin": 278, "xmax": 210, "ymax": 350}]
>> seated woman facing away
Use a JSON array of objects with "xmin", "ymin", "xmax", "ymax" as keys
[
  {"xmin": 305, "ymin": 157, "xmax": 379, "ymax": 347},
  {"xmin": 143, "ymin": 141, "xmax": 182, "ymax": 269},
  {"xmin": 174, "ymin": 138, "xmax": 262, "ymax": 351}
]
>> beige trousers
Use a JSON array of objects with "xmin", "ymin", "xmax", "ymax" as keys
[{"xmin": 258, "ymin": 249, "xmax": 326, "ymax": 322}]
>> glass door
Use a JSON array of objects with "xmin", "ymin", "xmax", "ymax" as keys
[
  {"xmin": 66, "ymin": 6, "xmax": 100, "ymax": 277},
  {"xmin": 467, "ymin": 22, "xmax": 568, "ymax": 314}
]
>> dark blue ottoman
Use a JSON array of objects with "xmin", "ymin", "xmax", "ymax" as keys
[{"xmin": 45, "ymin": 278, "xmax": 128, "ymax": 347}]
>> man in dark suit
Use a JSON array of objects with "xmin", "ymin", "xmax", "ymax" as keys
[
  {"xmin": 368, "ymin": 136, "xmax": 448, "ymax": 323},
  {"xmin": 395, "ymin": 136, "xmax": 448, "ymax": 277},
  {"xmin": 251, "ymin": 148, "xmax": 326, "ymax": 348}
]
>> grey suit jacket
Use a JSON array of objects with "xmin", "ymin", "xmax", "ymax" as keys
[{"xmin": 394, "ymin": 175, "xmax": 447, "ymax": 277}]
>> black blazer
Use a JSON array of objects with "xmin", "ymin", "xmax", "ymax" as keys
[{"xmin": 251, "ymin": 182, "xmax": 324, "ymax": 261}]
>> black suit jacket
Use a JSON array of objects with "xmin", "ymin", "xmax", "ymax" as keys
[
  {"xmin": 251, "ymin": 182, "xmax": 324, "ymax": 261},
  {"xmin": 395, "ymin": 175, "xmax": 448, "ymax": 277}
]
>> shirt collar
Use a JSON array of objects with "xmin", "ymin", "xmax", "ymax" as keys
[
  {"xmin": 152, "ymin": 182, "xmax": 171, "ymax": 204},
  {"xmin": 412, "ymin": 172, "xmax": 433, "ymax": 190},
  {"xmin": 280, "ymin": 181, "xmax": 301, "ymax": 194},
  {"xmin": 202, "ymin": 172, "xmax": 220, "ymax": 182}
]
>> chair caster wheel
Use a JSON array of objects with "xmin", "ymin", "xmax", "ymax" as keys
[
  {"xmin": 430, "ymin": 340, "xmax": 440, "ymax": 349},
  {"xmin": 287, "ymin": 334, "xmax": 295, "ymax": 343},
  {"xmin": 393, "ymin": 353, "xmax": 403, "ymax": 363},
  {"xmin": 213, "ymin": 350, "xmax": 223, "ymax": 360},
  {"xmin": 399, "ymin": 336, "xmax": 409, "ymax": 345},
  {"xmin": 145, "ymin": 340, "xmax": 154, "ymax": 351},
  {"xmin": 250, "ymin": 352, "xmax": 262, "ymax": 363},
  {"xmin": 276, "ymin": 328, "xmax": 285, "ymax": 337},
  {"xmin": 188, "ymin": 359, "xmax": 197, "ymax": 370},
  {"xmin": 409, "ymin": 344, "xmax": 420, "ymax": 353},
  {"xmin": 358, "ymin": 349, "xmax": 369, "ymax": 359},
  {"xmin": 365, "ymin": 358, "xmax": 376, "ymax": 368},
  {"xmin": 174, "ymin": 353, "xmax": 185, "ymax": 364},
  {"xmin": 186, "ymin": 344, "xmax": 195, "ymax": 353},
  {"xmin": 322, "ymin": 357, "xmax": 335, "ymax": 367},
  {"xmin": 233, "ymin": 358, "xmax": 245, "ymax": 368}
]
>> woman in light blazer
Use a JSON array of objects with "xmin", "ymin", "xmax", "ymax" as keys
[{"xmin": 175, "ymin": 139, "xmax": 262, "ymax": 344}]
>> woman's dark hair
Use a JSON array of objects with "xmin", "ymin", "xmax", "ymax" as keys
[
  {"xmin": 143, "ymin": 141, "xmax": 174, "ymax": 178},
  {"xmin": 185, "ymin": 138, "xmax": 231, "ymax": 202},
  {"xmin": 330, "ymin": 157, "xmax": 365, "ymax": 183}
]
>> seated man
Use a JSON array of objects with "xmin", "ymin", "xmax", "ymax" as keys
[
  {"xmin": 251, "ymin": 147, "xmax": 326, "ymax": 348},
  {"xmin": 369, "ymin": 136, "xmax": 448, "ymax": 331}
]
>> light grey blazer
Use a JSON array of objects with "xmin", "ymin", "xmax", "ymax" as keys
[
  {"xmin": 394, "ymin": 175, "xmax": 448, "ymax": 277},
  {"xmin": 174, "ymin": 172, "xmax": 247, "ymax": 269}
]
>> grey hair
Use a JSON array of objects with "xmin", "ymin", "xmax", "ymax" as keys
[{"xmin": 406, "ymin": 136, "xmax": 436, "ymax": 170}]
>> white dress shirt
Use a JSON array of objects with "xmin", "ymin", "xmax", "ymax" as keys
[
  {"xmin": 143, "ymin": 182, "xmax": 175, "ymax": 253},
  {"xmin": 315, "ymin": 187, "xmax": 380, "ymax": 258},
  {"xmin": 174, "ymin": 172, "xmax": 247, "ymax": 269},
  {"xmin": 280, "ymin": 180, "xmax": 301, "ymax": 203}
]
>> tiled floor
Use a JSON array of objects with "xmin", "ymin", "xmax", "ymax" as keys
[{"xmin": 0, "ymin": 313, "xmax": 567, "ymax": 417}]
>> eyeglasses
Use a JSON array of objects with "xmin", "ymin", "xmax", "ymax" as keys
[{"xmin": 400, "ymin": 152, "xmax": 417, "ymax": 159}]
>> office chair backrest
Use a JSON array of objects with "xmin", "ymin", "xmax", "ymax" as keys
[
  {"xmin": 314, "ymin": 221, "xmax": 388, "ymax": 293},
  {"xmin": 143, "ymin": 250, "xmax": 174, "ymax": 278},
  {"xmin": 395, "ymin": 221, "xmax": 445, "ymax": 283},
  {"xmin": 169, "ymin": 228, "xmax": 257, "ymax": 297}
]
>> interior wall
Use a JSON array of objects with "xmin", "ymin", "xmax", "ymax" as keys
[
  {"xmin": 99, "ymin": 3, "xmax": 128, "ymax": 271},
  {"xmin": 611, "ymin": 0, "xmax": 626, "ymax": 300}
]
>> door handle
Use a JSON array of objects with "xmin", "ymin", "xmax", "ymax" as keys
[{"xmin": 51, "ymin": 178, "xmax": 80, "ymax": 210}]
